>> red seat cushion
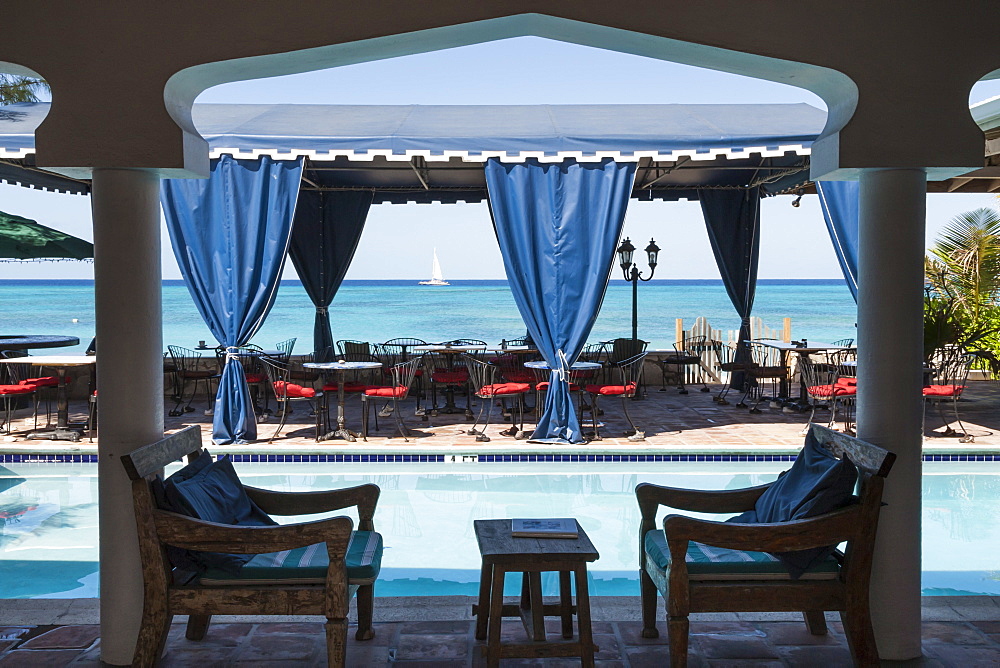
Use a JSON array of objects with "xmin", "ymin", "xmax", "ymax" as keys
[
  {"xmin": 0, "ymin": 384, "xmax": 36, "ymax": 394},
  {"xmin": 835, "ymin": 377, "xmax": 857, "ymax": 387},
  {"xmin": 321, "ymin": 381, "xmax": 368, "ymax": 393},
  {"xmin": 807, "ymin": 384, "xmax": 857, "ymax": 398},
  {"xmin": 21, "ymin": 376, "xmax": 60, "ymax": 387},
  {"xmin": 922, "ymin": 384, "xmax": 965, "ymax": 397},
  {"xmin": 244, "ymin": 373, "xmax": 266, "ymax": 384},
  {"xmin": 365, "ymin": 385, "xmax": 408, "ymax": 398},
  {"xmin": 586, "ymin": 382, "xmax": 637, "ymax": 396},
  {"xmin": 477, "ymin": 382, "xmax": 530, "ymax": 397},
  {"xmin": 535, "ymin": 382, "xmax": 581, "ymax": 391},
  {"xmin": 432, "ymin": 370, "xmax": 468, "ymax": 384},
  {"xmin": 273, "ymin": 381, "xmax": 316, "ymax": 398}
]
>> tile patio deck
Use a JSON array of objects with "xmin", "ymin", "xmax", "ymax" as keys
[
  {"xmin": 1, "ymin": 379, "xmax": 997, "ymax": 456},
  {"xmin": 1, "ymin": 596, "xmax": 999, "ymax": 666},
  {"xmin": 2, "ymin": 380, "xmax": 998, "ymax": 665}
]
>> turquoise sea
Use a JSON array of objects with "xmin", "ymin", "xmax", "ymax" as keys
[{"xmin": 0, "ymin": 279, "xmax": 857, "ymax": 353}]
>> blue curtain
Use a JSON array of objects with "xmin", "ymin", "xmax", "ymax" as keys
[
  {"xmin": 288, "ymin": 190, "xmax": 373, "ymax": 357},
  {"xmin": 161, "ymin": 155, "xmax": 303, "ymax": 444},
  {"xmin": 700, "ymin": 188, "xmax": 761, "ymax": 387},
  {"xmin": 816, "ymin": 180, "xmax": 859, "ymax": 302},
  {"xmin": 486, "ymin": 158, "xmax": 635, "ymax": 444}
]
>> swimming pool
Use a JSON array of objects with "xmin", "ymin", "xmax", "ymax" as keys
[{"xmin": 1, "ymin": 461, "xmax": 998, "ymax": 598}]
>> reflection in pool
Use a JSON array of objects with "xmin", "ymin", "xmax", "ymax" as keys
[{"xmin": 1, "ymin": 461, "xmax": 997, "ymax": 598}]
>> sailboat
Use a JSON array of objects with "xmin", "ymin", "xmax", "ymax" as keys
[{"xmin": 418, "ymin": 248, "xmax": 450, "ymax": 286}]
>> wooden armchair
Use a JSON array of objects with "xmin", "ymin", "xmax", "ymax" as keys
[
  {"xmin": 636, "ymin": 424, "xmax": 895, "ymax": 667},
  {"xmin": 121, "ymin": 426, "xmax": 381, "ymax": 667}
]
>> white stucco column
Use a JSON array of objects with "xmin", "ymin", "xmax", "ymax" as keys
[
  {"xmin": 91, "ymin": 168, "xmax": 164, "ymax": 666},
  {"xmin": 856, "ymin": 168, "xmax": 925, "ymax": 661}
]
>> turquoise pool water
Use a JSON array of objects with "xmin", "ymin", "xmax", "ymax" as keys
[{"xmin": 1, "ymin": 462, "xmax": 997, "ymax": 598}]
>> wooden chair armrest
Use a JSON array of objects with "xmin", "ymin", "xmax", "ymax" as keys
[
  {"xmin": 636, "ymin": 481, "xmax": 771, "ymax": 516},
  {"xmin": 662, "ymin": 504, "xmax": 862, "ymax": 554},
  {"xmin": 244, "ymin": 483, "xmax": 379, "ymax": 530},
  {"xmin": 152, "ymin": 510, "xmax": 355, "ymax": 555}
]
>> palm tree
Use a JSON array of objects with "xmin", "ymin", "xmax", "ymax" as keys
[
  {"xmin": 925, "ymin": 207, "xmax": 1000, "ymax": 323},
  {"xmin": 0, "ymin": 74, "xmax": 49, "ymax": 105}
]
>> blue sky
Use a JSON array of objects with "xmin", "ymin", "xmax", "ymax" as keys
[{"xmin": 2, "ymin": 37, "xmax": 998, "ymax": 280}]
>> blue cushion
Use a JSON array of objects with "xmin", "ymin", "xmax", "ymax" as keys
[
  {"xmin": 157, "ymin": 452, "xmax": 276, "ymax": 574},
  {"xmin": 643, "ymin": 530, "xmax": 839, "ymax": 580},
  {"xmin": 728, "ymin": 430, "xmax": 858, "ymax": 578},
  {"xmin": 199, "ymin": 530, "xmax": 383, "ymax": 586}
]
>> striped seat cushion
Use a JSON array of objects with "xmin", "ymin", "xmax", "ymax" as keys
[
  {"xmin": 199, "ymin": 530, "xmax": 383, "ymax": 586},
  {"xmin": 643, "ymin": 530, "xmax": 838, "ymax": 581}
]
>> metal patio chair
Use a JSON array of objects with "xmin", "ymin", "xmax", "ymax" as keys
[
  {"xmin": 923, "ymin": 347, "xmax": 976, "ymax": 442},
  {"xmin": 361, "ymin": 355, "xmax": 425, "ymax": 441},
  {"xmin": 584, "ymin": 352, "xmax": 647, "ymax": 441},
  {"xmin": 655, "ymin": 335, "xmax": 711, "ymax": 394},
  {"xmin": 261, "ymin": 356, "xmax": 325, "ymax": 442},
  {"xmin": 167, "ymin": 345, "xmax": 221, "ymax": 417},
  {"xmin": 463, "ymin": 352, "xmax": 530, "ymax": 441},
  {"xmin": 798, "ymin": 354, "xmax": 857, "ymax": 434},
  {"xmin": 746, "ymin": 340, "xmax": 789, "ymax": 413},
  {"xmin": 378, "ymin": 339, "xmax": 428, "ymax": 417},
  {"xmin": 708, "ymin": 340, "xmax": 753, "ymax": 407},
  {"xmin": 274, "ymin": 337, "xmax": 297, "ymax": 362}
]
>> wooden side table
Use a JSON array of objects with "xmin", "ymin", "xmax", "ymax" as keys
[{"xmin": 473, "ymin": 519, "xmax": 600, "ymax": 667}]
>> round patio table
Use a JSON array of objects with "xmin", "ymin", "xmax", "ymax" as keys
[
  {"xmin": 303, "ymin": 360, "xmax": 382, "ymax": 442},
  {"xmin": 0, "ymin": 335, "xmax": 80, "ymax": 351},
  {"xmin": 414, "ymin": 344, "xmax": 486, "ymax": 414},
  {"xmin": 0, "ymin": 354, "xmax": 95, "ymax": 442},
  {"xmin": 523, "ymin": 361, "xmax": 602, "ymax": 372}
]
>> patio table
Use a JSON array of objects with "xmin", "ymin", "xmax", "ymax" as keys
[
  {"xmin": 0, "ymin": 354, "xmax": 95, "ymax": 442},
  {"xmin": 303, "ymin": 360, "xmax": 381, "ymax": 442},
  {"xmin": 414, "ymin": 344, "xmax": 486, "ymax": 414},
  {"xmin": 748, "ymin": 340, "xmax": 847, "ymax": 402},
  {"xmin": 0, "ymin": 335, "xmax": 80, "ymax": 352}
]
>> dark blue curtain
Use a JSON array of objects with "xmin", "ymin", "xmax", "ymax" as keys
[
  {"xmin": 288, "ymin": 190, "xmax": 373, "ymax": 357},
  {"xmin": 486, "ymin": 158, "xmax": 635, "ymax": 443},
  {"xmin": 816, "ymin": 180, "xmax": 859, "ymax": 302},
  {"xmin": 700, "ymin": 188, "xmax": 761, "ymax": 387},
  {"xmin": 161, "ymin": 155, "xmax": 303, "ymax": 444}
]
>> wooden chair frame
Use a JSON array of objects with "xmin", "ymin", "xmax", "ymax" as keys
[
  {"xmin": 636, "ymin": 424, "xmax": 895, "ymax": 667},
  {"xmin": 121, "ymin": 426, "xmax": 380, "ymax": 667}
]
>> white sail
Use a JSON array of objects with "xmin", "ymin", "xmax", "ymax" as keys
[{"xmin": 418, "ymin": 248, "xmax": 449, "ymax": 285}]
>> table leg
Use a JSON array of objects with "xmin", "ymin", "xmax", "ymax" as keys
[
  {"xmin": 475, "ymin": 562, "xmax": 492, "ymax": 640},
  {"xmin": 55, "ymin": 367, "xmax": 69, "ymax": 429},
  {"xmin": 28, "ymin": 367, "xmax": 81, "ymax": 442},
  {"xmin": 486, "ymin": 566, "xmax": 506, "ymax": 668},
  {"xmin": 559, "ymin": 570, "xmax": 573, "ymax": 638},
  {"xmin": 575, "ymin": 566, "xmax": 596, "ymax": 668},
  {"xmin": 779, "ymin": 350, "xmax": 791, "ymax": 400},
  {"xmin": 525, "ymin": 571, "xmax": 545, "ymax": 641},
  {"xmin": 323, "ymin": 370, "xmax": 357, "ymax": 441}
]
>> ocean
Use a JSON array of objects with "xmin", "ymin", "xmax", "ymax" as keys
[{"xmin": 0, "ymin": 279, "xmax": 857, "ymax": 354}]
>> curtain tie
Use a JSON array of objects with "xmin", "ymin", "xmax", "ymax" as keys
[
  {"xmin": 316, "ymin": 306, "xmax": 328, "ymax": 315},
  {"xmin": 555, "ymin": 349, "xmax": 572, "ymax": 382},
  {"xmin": 224, "ymin": 346, "xmax": 241, "ymax": 363}
]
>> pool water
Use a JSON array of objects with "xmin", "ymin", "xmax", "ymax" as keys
[{"xmin": 1, "ymin": 461, "xmax": 998, "ymax": 598}]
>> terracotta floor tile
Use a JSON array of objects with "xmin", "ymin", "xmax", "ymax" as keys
[
  {"xmin": 18, "ymin": 625, "xmax": 99, "ymax": 650},
  {"xmin": 0, "ymin": 649, "xmax": 83, "ymax": 667}
]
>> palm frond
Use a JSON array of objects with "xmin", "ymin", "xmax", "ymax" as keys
[{"xmin": 0, "ymin": 75, "xmax": 50, "ymax": 105}]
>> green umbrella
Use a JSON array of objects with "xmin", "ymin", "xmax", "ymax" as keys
[{"xmin": 0, "ymin": 210, "xmax": 93, "ymax": 260}]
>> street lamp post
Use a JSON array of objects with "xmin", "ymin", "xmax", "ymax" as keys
[{"xmin": 616, "ymin": 237, "xmax": 660, "ymax": 342}]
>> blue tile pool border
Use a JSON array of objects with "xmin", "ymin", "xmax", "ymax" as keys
[{"xmin": 2, "ymin": 453, "xmax": 998, "ymax": 464}]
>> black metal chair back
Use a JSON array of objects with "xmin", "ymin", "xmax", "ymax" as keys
[
  {"xmin": 275, "ymin": 337, "xmax": 296, "ymax": 360},
  {"xmin": 261, "ymin": 356, "xmax": 324, "ymax": 443}
]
